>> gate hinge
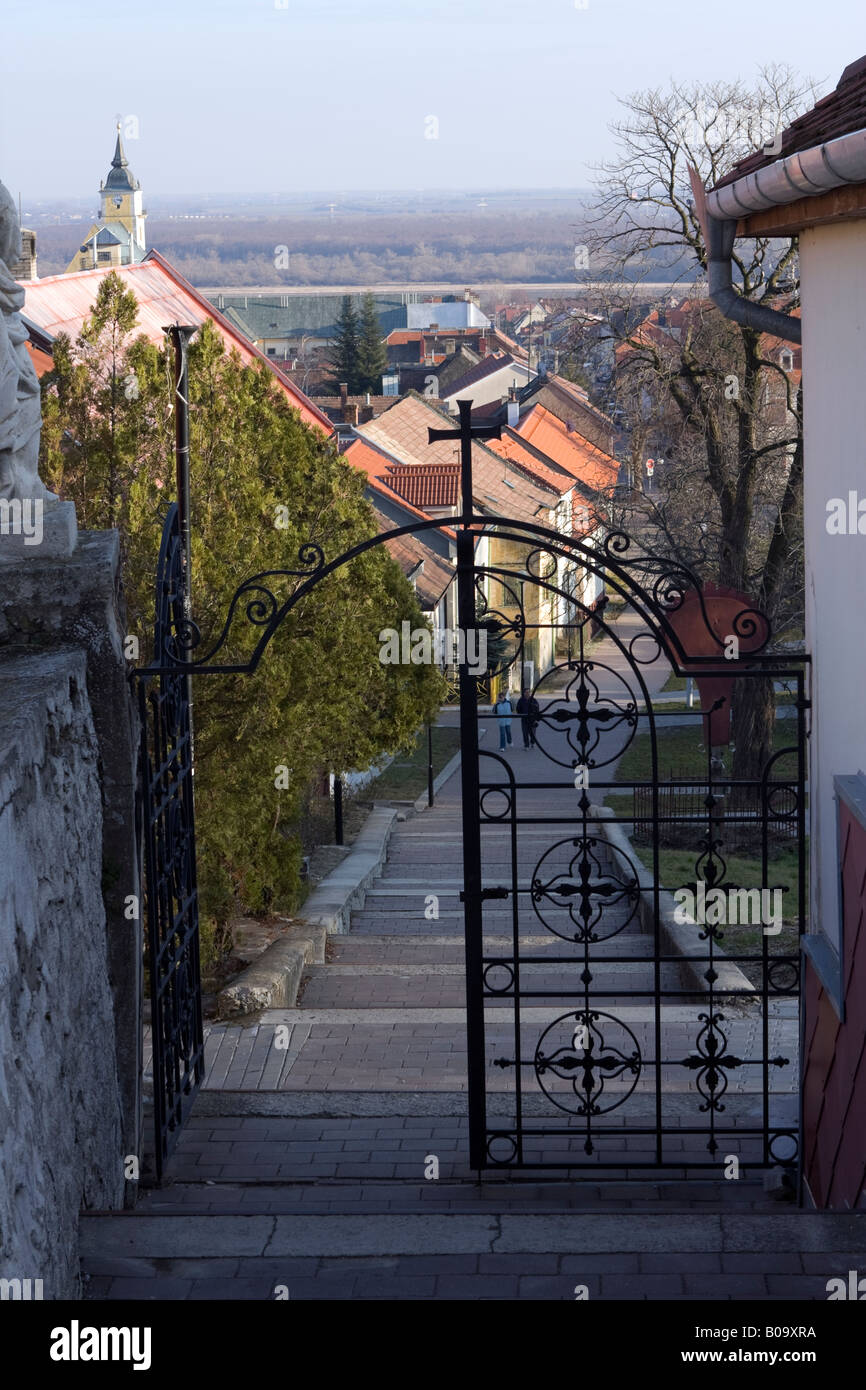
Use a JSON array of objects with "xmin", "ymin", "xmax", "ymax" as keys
[{"xmin": 460, "ymin": 886, "xmax": 509, "ymax": 902}]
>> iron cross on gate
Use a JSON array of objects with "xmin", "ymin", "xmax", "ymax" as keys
[{"xmin": 427, "ymin": 397, "xmax": 501, "ymax": 519}]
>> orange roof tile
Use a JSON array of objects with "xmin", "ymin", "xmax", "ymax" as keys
[
  {"xmin": 25, "ymin": 341, "xmax": 54, "ymax": 377},
  {"xmin": 343, "ymin": 437, "xmax": 457, "ymax": 534},
  {"xmin": 486, "ymin": 433, "xmax": 571, "ymax": 492},
  {"xmin": 385, "ymin": 463, "xmax": 460, "ymax": 509},
  {"xmin": 516, "ymin": 404, "xmax": 620, "ymax": 493}
]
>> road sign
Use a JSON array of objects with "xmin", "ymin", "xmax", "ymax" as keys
[{"xmin": 646, "ymin": 459, "xmax": 655, "ymax": 475}]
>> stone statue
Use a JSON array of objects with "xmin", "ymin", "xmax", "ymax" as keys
[{"xmin": 0, "ymin": 179, "xmax": 55, "ymax": 503}]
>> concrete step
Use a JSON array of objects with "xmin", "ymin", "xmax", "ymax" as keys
[
  {"xmin": 298, "ymin": 961, "xmax": 662, "ymax": 1009},
  {"xmin": 330, "ymin": 936, "xmax": 653, "ymax": 963},
  {"xmin": 79, "ymin": 1209, "xmax": 864, "ymax": 1300}
]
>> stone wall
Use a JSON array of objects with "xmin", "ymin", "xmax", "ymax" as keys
[
  {"xmin": 0, "ymin": 649, "xmax": 125, "ymax": 1297},
  {"xmin": 0, "ymin": 530, "xmax": 141, "ymax": 1182}
]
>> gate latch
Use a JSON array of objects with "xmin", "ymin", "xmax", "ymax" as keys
[{"xmin": 459, "ymin": 886, "xmax": 509, "ymax": 902}]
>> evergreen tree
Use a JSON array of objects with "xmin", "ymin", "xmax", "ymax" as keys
[
  {"xmin": 357, "ymin": 292, "xmax": 388, "ymax": 394},
  {"xmin": 40, "ymin": 279, "xmax": 446, "ymax": 963},
  {"xmin": 325, "ymin": 294, "xmax": 361, "ymax": 395}
]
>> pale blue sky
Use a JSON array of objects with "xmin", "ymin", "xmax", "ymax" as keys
[{"xmin": 1, "ymin": 0, "xmax": 863, "ymax": 197}]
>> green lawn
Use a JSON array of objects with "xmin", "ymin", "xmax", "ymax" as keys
[
  {"xmin": 613, "ymin": 723, "xmax": 800, "ymax": 783},
  {"xmin": 603, "ymin": 725, "xmax": 806, "ymax": 970},
  {"xmin": 363, "ymin": 725, "xmax": 461, "ymax": 800}
]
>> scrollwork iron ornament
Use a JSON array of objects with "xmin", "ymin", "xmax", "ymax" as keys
[
  {"xmin": 532, "ymin": 1010, "xmax": 642, "ymax": 1137},
  {"xmin": 532, "ymin": 659, "xmax": 639, "ymax": 769},
  {"xmin": 678, "ymin": 1012, "xmax": 789, "ymax": 1148},
  {"xmin": 531, "ymin": 835, "xmax": 641, "ymax": 942}
]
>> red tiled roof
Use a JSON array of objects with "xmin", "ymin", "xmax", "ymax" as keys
[
  {"xmin": 385, "ymin": 463, "xmax": 460, "ymax": 509},
  {"xmin": 714, "ymin": 56, "xmax": 866, "ymax": 191},
  {"xmin": 487, "ymin": 327, "xmax": 528, "ymax": 360},
  {"xmin": 23, "ymin": 250, "xmax": 332, "ymax": 434},
  {"xmin": 25, "ymin": 341, "xmax": 55, "ymax": 377},
  {"xmin": 343, "ymin": 437, "xmax": 456, "ymax": 532},
  {"xmin": 356, "ymin": 393, "xmax": 559, "ymax": 520},
  {"xmin": 486, "ymin": 433, "xmax": 571, "ymax": 493},
  {"xmin": 516, "ymin": 404, "xmax": 620, "ymax": 493}
]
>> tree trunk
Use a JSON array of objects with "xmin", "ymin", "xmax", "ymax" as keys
[{"xmin": 731, "ymin": 675, "xmax": 775, "ymax": 782}]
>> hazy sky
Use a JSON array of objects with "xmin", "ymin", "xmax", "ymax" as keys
[{"xmin": 1, "ymin": 0, "xmax": 863, "ymax": 199}]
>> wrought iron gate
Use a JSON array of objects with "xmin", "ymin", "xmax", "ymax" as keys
[
  {"xmin": 133, "ymin": 392, "xmax": 808, "ymax": 1180},
  {"xmin": 136, "ymin": 504, "xmax": 204, "ymax": 1179},
  {"xmin": 456, "ymin": 527, "xmax": 808, "ymax": 1173}
]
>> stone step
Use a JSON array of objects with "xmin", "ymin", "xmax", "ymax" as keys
[
  {"xmin": 298, "ymin": 962, "xmax": 664, "ymax": 1009},
  {"xmin": 136, "ymin": 1111, "xmax": 795, "ymax": 1184},
  {"xmin": 79, "ymin": 1210, "xmax": 864, "ymax": 1301},
  {"xmin": 330, "ymin": 936, "xmax": 654, "ymax": 963}
]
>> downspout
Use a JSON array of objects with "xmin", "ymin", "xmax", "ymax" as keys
[
  {"xmin": 705, "ymin": 207, "xmax": 801, "ymax": 345},
  {"xmin": 692, "ymin": 124, "xmax": 866, "ymax": 347},
  {"xmin": 688, "ymin": 166, "xmax": 801, "ymax": 345}
]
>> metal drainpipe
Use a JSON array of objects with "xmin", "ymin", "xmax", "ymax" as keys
[{"xmin": 704, "ymin": 210, "xmax": 802, "ymax": 345}]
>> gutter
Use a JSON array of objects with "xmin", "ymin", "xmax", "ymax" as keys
[
  {"xmin": 691, "ymin": 124, "xmax": 866, "ymax": 348},
  {"xmin": 688, "ymin": 167, "xmax": 801, "ymax": 346},
  {"xmin": 706, "ymin": 125, "xmax": 866, "ymax": 220}
]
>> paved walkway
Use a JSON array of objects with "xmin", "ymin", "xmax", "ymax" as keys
[{"xmin": 88, "ymin": 613, "xmax": 826, "ymax": 1301}]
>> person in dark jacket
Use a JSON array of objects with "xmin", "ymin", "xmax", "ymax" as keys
[{"xmin": 516, "ymin": 687, "xmax": 540, "ymax": 748}]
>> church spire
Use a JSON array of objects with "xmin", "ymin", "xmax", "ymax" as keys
[
  {"xmin": 111, "ymin": 123, "xmax": 128, "ymax": 172},
  {"xmin": 105, "ymin": 123, "xmax": 140, "ymax": 192}
]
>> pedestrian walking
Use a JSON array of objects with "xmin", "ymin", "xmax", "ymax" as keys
[
  {"xmin": 493, "ymin": 691, "xmax": 514, "ymax": 750},
  {"xmin": 516, "ymin": 687, "xmax": 540, "ymax": 748}
]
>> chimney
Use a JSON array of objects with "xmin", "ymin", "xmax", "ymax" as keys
[
  {"xmin": 429, "ymin": 322, "xmax": 438, "ymax": 332},
  {"xmin": 339, "ymin": 382, "xmax": 348, "ymax": 406},
  {"xmin": 506, "ymin": 400, "xmax": 519, "ymax": 428},
  {"xmin": 360, "ymin": 405, "xmax": 374, "ymax": 423},
  {"xmin": 343, "ymin": 402, "xmax": 359, "ymax": 426}
]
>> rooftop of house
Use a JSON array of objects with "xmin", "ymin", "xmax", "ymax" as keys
[
  {"xmin": 385, "ymin": 462, "xmax": 460, "ymax": 510},
  {"xmin": 520, "ymin": 371, "xmax": 615, "ymax": 433},
  {"xmin": 485, "ymin": 432, "xmax": 573, "ymax": 493},
  {"xmin": 714, "ymin": 55, "xmax": 866, "ymax": 191},
  {"xmin": 309, "ymin": 395, "xmax": 394, "ymax": 422},
  {"xmin": 386, "ymin": 326, "xmax": 486, "ymax": 346},
  {"xmin": 371, "ymin": 509, "xmax": 454, "ymax": 609},
  {"xmin": 440, "ymin": 352, "xmax": 526, "ymax": 399},
  {"xmin": 515, "ymin": 403, "xmax": 621, "ymax": 494},
  {"xmin": 487, "ymin": 326, "xmax": 528, "ymax": 360},
  {"xmin": 354, "ymin": 392, "xmax": 561, "ymax": 520},
  {"xmin": 22, "ymin": 251, "xmax": 332, "ymax": 435},
  {"xmin": 342, "ymin": 436, "xmax": 457, "ymax": 536}
]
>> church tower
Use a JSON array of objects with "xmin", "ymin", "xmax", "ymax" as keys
[{"xmin": 66, "ymin": 125, "xmax": 147, "ymax": 274}]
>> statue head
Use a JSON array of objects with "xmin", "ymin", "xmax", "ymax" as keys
[{"xmin": 0, "ymin": 180, "xmax": 21, "ymax": 267}]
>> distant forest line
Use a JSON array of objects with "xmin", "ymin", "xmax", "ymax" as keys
[{"xmin": 33, "ymin": 209, "xmax": 686, "ymax": 286}]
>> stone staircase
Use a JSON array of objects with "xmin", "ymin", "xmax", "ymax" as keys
[{"xmin": 79, "ymin": 743, "xmax": 828, "ymax": 1301}]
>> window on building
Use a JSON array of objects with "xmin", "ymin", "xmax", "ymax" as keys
[
  {"xmin": 266, "ymin": 347, "xmax": 276, "ymax": 357},
  {"xmin": 97, "ymin": 252, "xmax": 111, "ymax": 263}
]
